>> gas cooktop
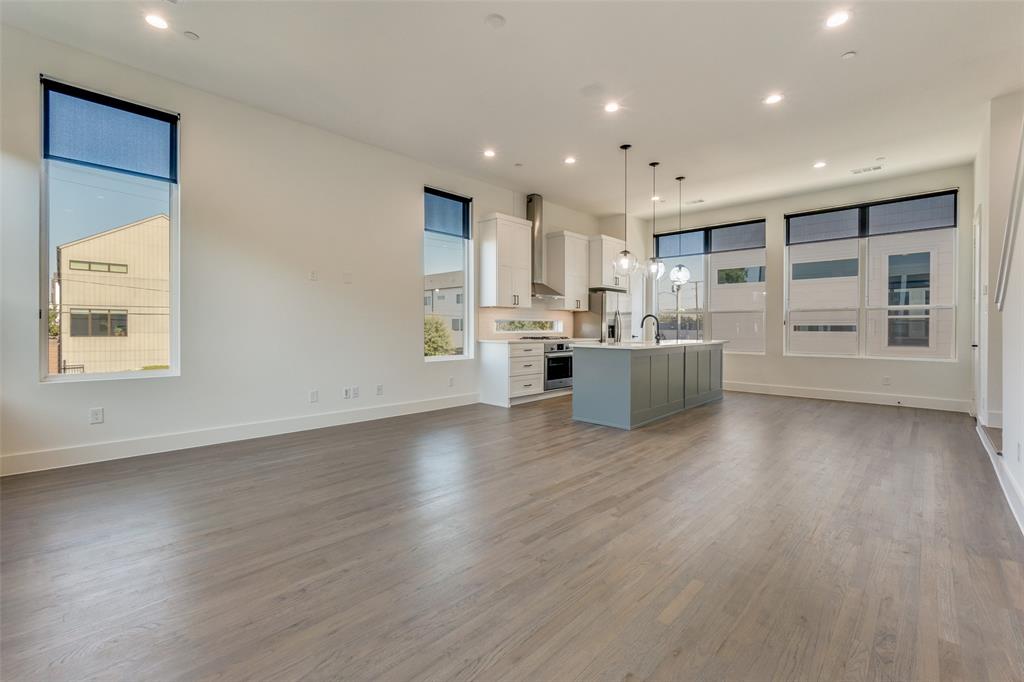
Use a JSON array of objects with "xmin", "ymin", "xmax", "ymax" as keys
[{"xmin": 519, "ymin": 336, "xmax": 570, "ymax": 340}]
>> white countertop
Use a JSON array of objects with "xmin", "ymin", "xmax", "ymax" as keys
[
  {"xmin": 572, "ymin": 339, "xmax": 727, "ymax": 350},
  {"xmin": 478, "ymin": 338, "xmax": 597, "ymax": 344}
]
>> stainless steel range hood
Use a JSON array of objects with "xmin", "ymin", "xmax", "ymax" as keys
[{"xmin": 526, "ymin": 193, "xmax": 565, "ymax": 300}]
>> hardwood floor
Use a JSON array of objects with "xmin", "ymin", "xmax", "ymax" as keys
[{"xmin": 2, "ymin": 392, "xmax": 1023, "ymax": 681}]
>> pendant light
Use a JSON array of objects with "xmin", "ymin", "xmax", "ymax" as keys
[
  {"xmin": 646, "ymin": 161, "xmax": 665, "ymax": 280},
  {"xmin": 669, "ymin": 175, "xmax": 692, "ymax": 286},
  {"xmin": 613, "ymin": 144, "xmax": 640, "ymax": 276}
]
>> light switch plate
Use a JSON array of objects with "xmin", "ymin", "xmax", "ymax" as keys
[{"xmin": 89, "ymin": 407, "xmax": 104, "ymax": 425}]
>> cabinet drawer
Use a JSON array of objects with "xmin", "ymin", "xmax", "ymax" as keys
[
  {"xmin": 510, "ymin": 373, "xmax": 545, "ymax": 397},
  {"xmin": 510, "ymin": 357, "xmax": 542, "ymax": 376},
  {"xmin": 510, "ymin": 343, "xmax": 544, "ymax": 358}
]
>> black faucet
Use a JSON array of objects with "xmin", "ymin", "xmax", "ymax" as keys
[{"xmin": 640, "ymin": 314, "xmax": 662, "ymax": 344}]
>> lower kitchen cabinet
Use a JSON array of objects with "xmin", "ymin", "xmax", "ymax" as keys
[{"xmin": 479, "ymin": 341, "xmax": 547, "ymax": 407}]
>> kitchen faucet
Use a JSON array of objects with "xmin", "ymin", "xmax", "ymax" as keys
[{"xmin": 640, "ymin": 314, "xmax": 662, "ymax": 345}]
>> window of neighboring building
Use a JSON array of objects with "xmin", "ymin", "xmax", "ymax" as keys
[
  {"xmin": 423, "ymin": 187, "xmax": 471, "ymax": 359},
  {"xmin": 69, "ymin": 309, "xmax": 128, "ymax": 337},
  {"xmin": 42, "ymin": 78, "xmax": 178, "ymax": 377},
  {"xmin": 784, "ymin": 190, "xmax": 957, "ymax": 359},
  {"xmin": 654, "ymin": 219, "xmax": 766, "ymax": 351},
  {"xmin": 69, "ymin": 260, "xmax": 129, "ymax": 273}
]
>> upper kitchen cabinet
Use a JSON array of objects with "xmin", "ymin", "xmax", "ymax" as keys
[
  {"xmin": 479, "ymin": 212, "xmax": 532, "ymax": 308},
  {"xmin": 545, "ymin": 230, "xmax": 590, "ymax": 311},
  {"xmin": 589, "ymin": 235, "xmax": 629, "ymax": 289}
]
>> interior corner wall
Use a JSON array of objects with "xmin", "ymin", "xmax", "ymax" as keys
[
  {"xmin": 0, "ymin": 26, "xmax": 598, "ymax": 474},
  {"xmin": 977, "ymin": 89, "xmax": 1024, "ymax": 428},
  {"xmin": 646, "ymin": 164, "xmax": 975, "ymax": 413}
]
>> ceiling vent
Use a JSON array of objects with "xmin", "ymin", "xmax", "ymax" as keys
[{"xmin": 850, "ymin": 165, "xmax": 884, "ymax": 175}]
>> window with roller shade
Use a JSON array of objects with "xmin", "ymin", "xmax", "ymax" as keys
[
  {"xmin": 653, "ymin": 219, "xmax": 766, "ymax": 351},
  {"xmin": 424, "ymin": 187, "xmax": 472, "ymax": 359},
  {"xmin": 785, "ymin": 190, "xmax": 957, "ymax": 358},
  {"xmin": 42, "ymin": 78, "xmax": 178, "ymax": 377}
]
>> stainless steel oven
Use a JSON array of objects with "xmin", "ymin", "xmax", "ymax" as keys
[{"xmin": 544, "ymin": 341, "xmax": 573, "ymax": 390}]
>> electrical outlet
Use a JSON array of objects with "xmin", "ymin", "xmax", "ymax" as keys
[
  {"xmin": 309, "ymin": 389, "xmax": 319, "ymax": 404},
  {"xmin": 448, "ymin": 376, "xmax": 455, "ymax": 387},
  {"xmin": 309, "ymin": 270, "xmax": 318, "ymax": 281},
  {"xmin": 89, "ymin": 407, "xmax": 104, "ymax": 425},
  {"xmin": 342, "ymin": 272, "xmax": 353, "ymax": 284},
  {"xmin": 881, "ymin": 376, "xmax": 891, "ymax": 386},
  {"xmin": 376, "ymin": 384, "xmax": 384, "ymax": 396},
  {"xmin": 352, "ymin": 386, "xmax": 360, "ymax": 399},
  {"xmin": 343, "ymin": 387, "xmax": 351, "ymax": 399}
]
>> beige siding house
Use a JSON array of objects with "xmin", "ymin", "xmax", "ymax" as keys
[
  {"xmin": 423, "ymin": 270, "xmax": 465, "ymax": 352},
  {"xmin": 56, "ymin": 214, "xmax": 169, "ymax": 374}
]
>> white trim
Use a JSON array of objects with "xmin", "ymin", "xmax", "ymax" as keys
[
  {"xmin": 0, "ymin": 392, "xmax": 479, "ymax": 476},
  {"xmin": 723, "ymin": 381, "xmax": 970, "ymax": 412},
  {"xmin": 977, "ymin": 423, "xmax": 1024, "ymax": 539},
  {"xmin": 979, "ymin": 410, "xmax": 1003, "ymax": 429}
]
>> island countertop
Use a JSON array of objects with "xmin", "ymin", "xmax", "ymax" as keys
[{"xmin": 571, "ymin": 339, "xmax": 727, "ymax": 350}]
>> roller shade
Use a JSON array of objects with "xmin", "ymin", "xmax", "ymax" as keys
[
  {"xmin": 43, "ymin": 78, "xmax": 178, "ymax": 183},
  {"xmin": 424, "ymin": 187, "xmax": 471, "ymax": 239}
]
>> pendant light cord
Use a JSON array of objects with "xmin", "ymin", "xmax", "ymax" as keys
[
  {"xmin": 676, "ymin": 175, "xmax": 686, "ymax": 231},
  {"xmin": 620, "ymin": 144, "xmax": 632, "ymax": 246}
]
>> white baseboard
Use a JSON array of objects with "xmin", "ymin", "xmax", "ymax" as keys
[
  {"xmin": 0, "ymin": 392, "xmax": 479, "ymax": 477},
  {"xmin": 977, "ymin": 423, "xmax": 1024, "ymax": 539},
  {"xmin": 980, "ymin": 410, "xmax": 1003, "ymax": 428},
  {"xmin": 723, "ymin": 381, "xmax": 971, "ymax": 413}
]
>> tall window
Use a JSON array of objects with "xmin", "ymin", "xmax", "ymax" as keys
[
  {"xmin": 424, "ymin": 187, "xmax": 471, "ymax": 358},
  {"xmin": 785, "ymin": 190, "xmax": 957, "ymax": 359},
  {"xmin": 654, "ymin": 219, "xmax": 767, "ymax": 352},
  {"xmin": 42, "ymin": 79, "xmax": 178, "ymax": 377}
]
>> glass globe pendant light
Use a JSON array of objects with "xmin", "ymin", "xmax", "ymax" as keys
[
  {"xmin": 669, "ymin": 175, "xmax": 691, "ymax": 287},
  {"xmin": 646, "ymin": 161, "xmax": 665, "ymax": 280},
  {"xmin": 613, "ymin": 144, "xmax": 640, "ymax": 276}
]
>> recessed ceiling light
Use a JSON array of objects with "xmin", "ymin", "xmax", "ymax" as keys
[
  {"xmin": 651, "ymin": 195, "xmax": 661, "ymax": 202},
  {"xmin": 604, "ymin": 102, "xmax": 620, "ymax": 113},
  {"xmin": 763, "ymin": 93, "xmax": 784, "ymax": 105},
  {"xmin": 813, "ymin": 161, "xmax": 827, "ymax": 169},
  {"xmin": 483, "ymin": 149, "xmax": 496, "ymax": 158},
  {"xmin": 564, "ymin": 156, "xmax": 576, "ymax": 165},
  {"xmin": 184, "ymin": 30, "xmax": 200, "ymax": 40},
  {"xmin": 841, "ymin": 50, "xmax": 857, "ymax": 60},
  {"xmin": 145, "ymin": 14, "xmax": 169, "ymax": 29},
  {"xmin": 484, "ymin": 13, "xmax": 506, "ymax": 29},
  {"xmin": 826, "ymin": 10, "xmax": 850, "ymax": 28}
]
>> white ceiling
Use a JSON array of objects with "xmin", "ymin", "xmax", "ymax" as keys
[{"xmin": 3, "ymin": 1, "xmax": 1023, "ymax": 218}]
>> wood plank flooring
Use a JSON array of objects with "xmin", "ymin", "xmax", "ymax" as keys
[{"xmin": 2, "ymin": 392, "xmax": 1023, "ymax": 681}]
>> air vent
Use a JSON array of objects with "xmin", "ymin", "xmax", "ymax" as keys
[{"xmin": 850, "ymin": 165, "xmax": 883, "ymax": 175}]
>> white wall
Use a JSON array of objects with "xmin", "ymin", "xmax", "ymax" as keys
[
  {"xmin": 0, "ymin": 26, "xmax": 597, "ymax": 474},
  {"xmin": 647, "ymin": 164, "xmax": 975, "ymax": 412},
  {"xmin": 975, "ymin": 89, "xmax": 1024, "ymax": 428}
]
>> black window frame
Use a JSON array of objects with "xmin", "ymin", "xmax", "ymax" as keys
[
  {"xmin": 784, "ymin": 190, "xmax": 957, "ymax": 246},
  {"xmin": 424, "ymin": 186, "xmax": 472, "ymax": 240},
  {"xmin": 654, "ymin": 218, "xmax": 766, "ymax": 258},
  {"xmin": 42, "ymin": 77, "xmax": 180, "ymax": 184}
]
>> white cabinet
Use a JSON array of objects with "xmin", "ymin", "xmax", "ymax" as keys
[
  {"xmin": 589, "ymin": 235, "xmax": 629, "ymax": 289},
  {"xmin": 479, "ymin": 341, "xmax": 545, "ymax": 406},
  {"xmin": 479, "ymin": 213, "xmax": 532, "ymax": 308},
  {"xmin": 545, "ymin": 230, "xmax": 590, "ymax": 312}
]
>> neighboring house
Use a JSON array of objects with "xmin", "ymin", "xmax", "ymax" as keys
[
  {"xmin": 56, "ymin": 214, "xmax": 170, "ymax": 374},
  {"xmin": 423, "ymin": 271, "xmax": 464, "ymax": 352}
]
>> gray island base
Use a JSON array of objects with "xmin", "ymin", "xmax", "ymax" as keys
[{"xmin": 571, "ymin": 340, "xmax": 726, "ymax": 430}]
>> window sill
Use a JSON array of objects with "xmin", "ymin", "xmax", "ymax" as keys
[
  {"xmin": 782, "ymin": 351, "xmax": 958, "ymax": 363},
  {"xmin": 424, "ymin": 354, "xmax": 472, "ymax": 363},
  {"xmin": 41, "ymin": 368, "xmax": 180, "ymax": 384}
]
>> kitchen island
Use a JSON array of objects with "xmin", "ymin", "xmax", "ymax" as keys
[{"xmin": 572, "ymin": 340, "xmax": 726, "ymax": 430}]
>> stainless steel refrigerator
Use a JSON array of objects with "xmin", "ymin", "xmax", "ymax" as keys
[{"xmin": 574, "ymin": 287, "xmax": 632, "ymax": 343}]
